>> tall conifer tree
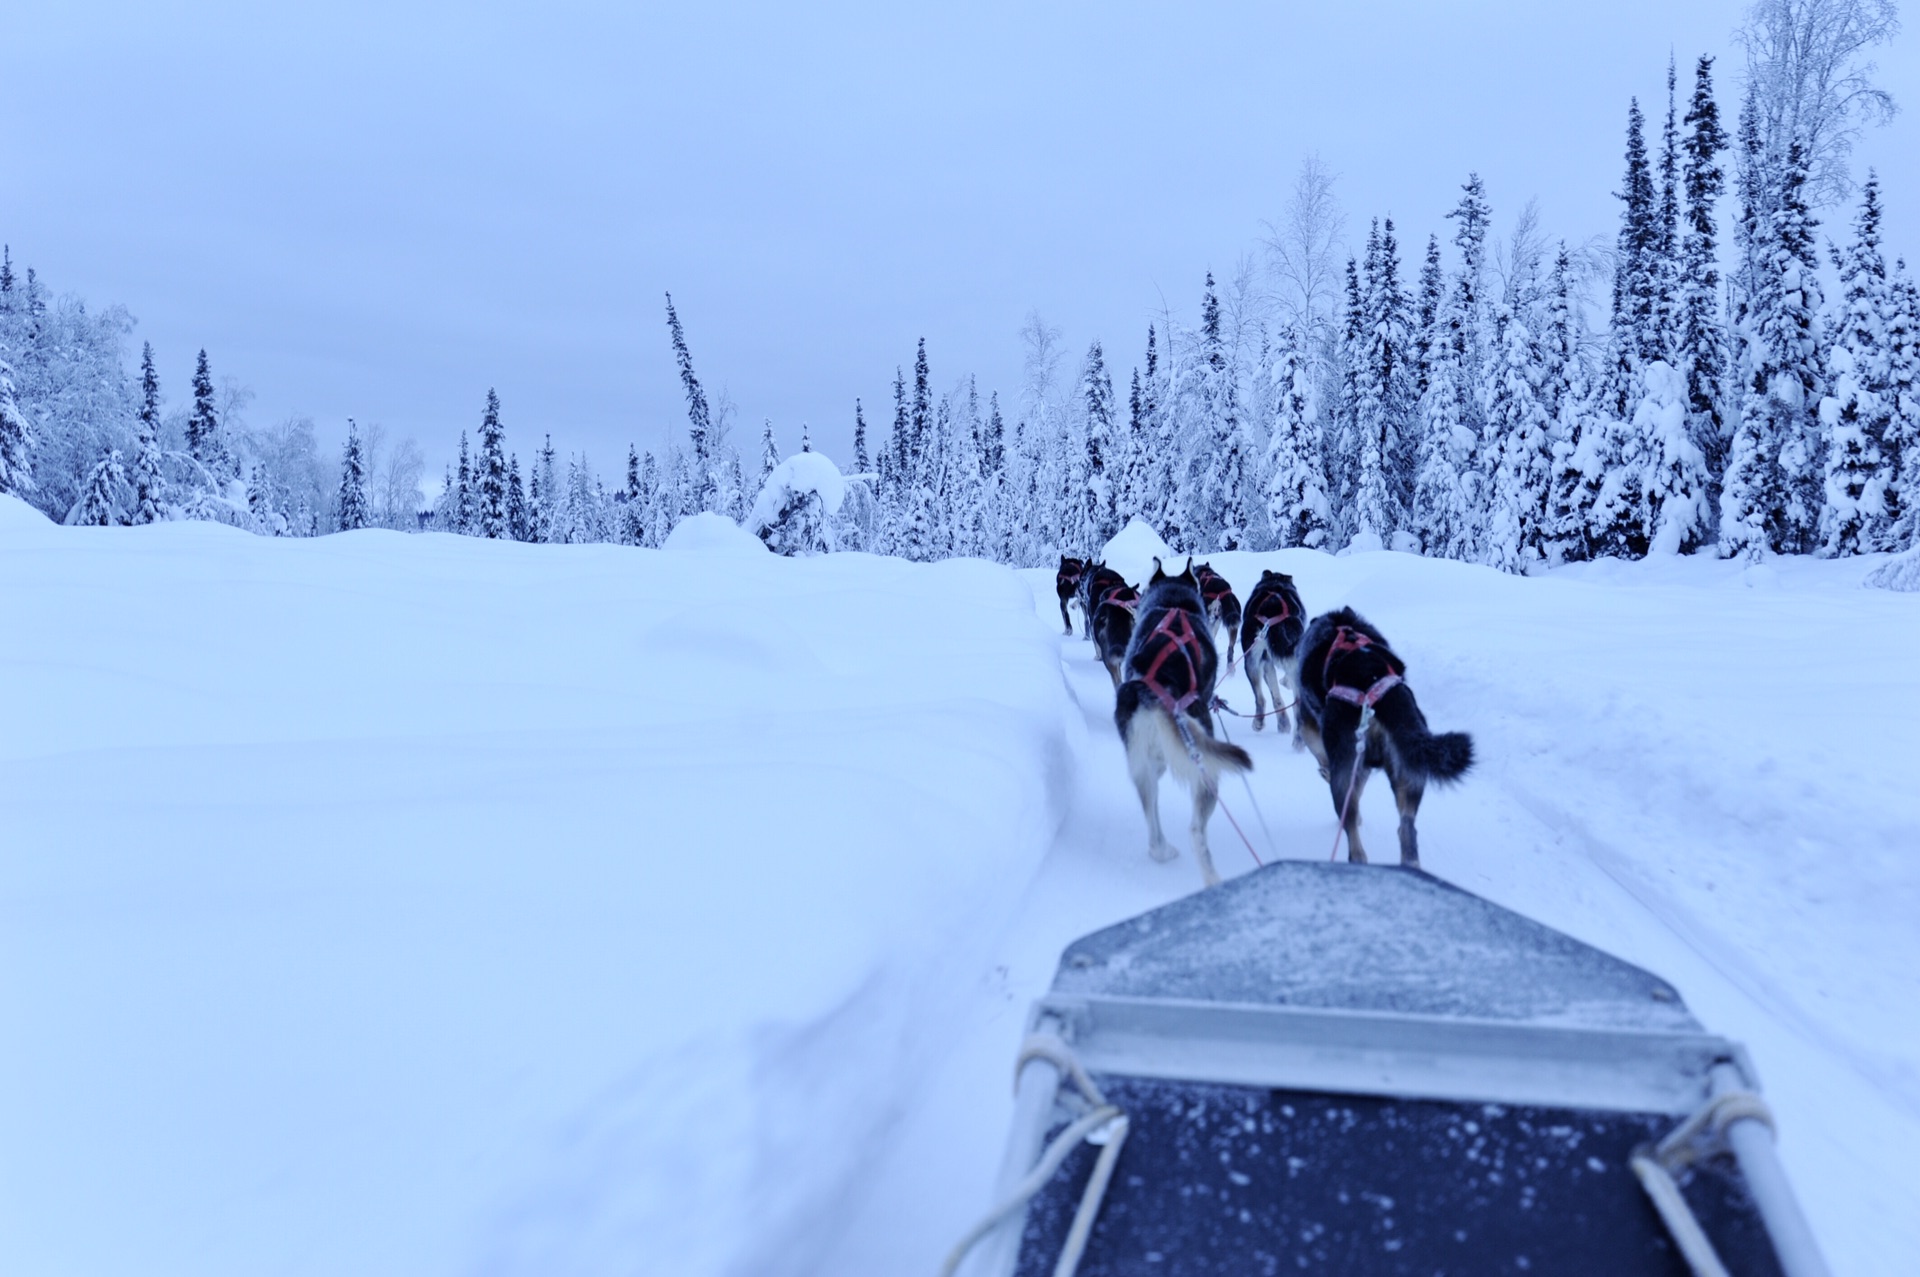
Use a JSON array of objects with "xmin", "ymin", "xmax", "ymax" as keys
[{"xmin": 132, "ymin": 341, "xmax": 165, "ymax": 523}]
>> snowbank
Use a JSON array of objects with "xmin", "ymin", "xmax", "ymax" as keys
[
  {"xmin": 1865, "ymin": 542, "xmax": 1920, "ymax": 590},
  {"xmin": 0, "ymin": 516, "xmax": 1069, "ymax": 1277},
  {"xmin": 660, "ymin": 509, "xmax": 767, "ymax": 554}
]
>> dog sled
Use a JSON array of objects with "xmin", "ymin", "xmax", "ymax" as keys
[{"xmin": 947, "ymin": 862, "xmax": 1825, "ymax": 1277}]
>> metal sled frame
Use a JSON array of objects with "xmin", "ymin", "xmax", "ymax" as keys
[{"xmin": 960, "ymin": 863, "xmax": 1828, "ymax": 1277}]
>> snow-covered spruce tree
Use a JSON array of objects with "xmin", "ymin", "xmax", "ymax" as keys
[
  {"xmin": 1352, "ymin": 219, "xmax": 1415, "ymax": 546},
  {"xmin": 979, "ymin": 391, "xmax": 1008, "ymax": 559},
  {"xmin": 508, "ymin": 454, "xmax": 529, "ymax": 541},
  {"xmin": 620, "ymin": 446, "xmax": 644, "ymax": 546},
  {"xmin": 1653, "ymin": 58, "xmax": 1684, "ymax": 360},
  {"xmin": 70, "ymin": 449, "xmax": 125, "ymax": 525},
  {"xmin": 1080, "ymin": 339, "xmax": 1119, "ymax": 546},
  {"xmin": 721, "ymin": 448, "xmax": 748, "ymax": 523},
  {"xmin": 1414, "ymin": 234, "xmax": 1444, "ymax": 398},
  {"xmin": 1545, "ymin": 381, "xmax": 1599, "ymax": 564},
  {"xmin": 1483, "ymin": 307, "xmax": 1554, "ymax": 572},
  {"xmin": 896, "ymin": 339, "xmax": 937, "ymax": 560},
  {"xmin": 245, "ymin": 465, "xmax": 280, "ymax": 534},
  {"xmin": 638, "ymin": 450, "xmax": 666, "ymax": 547},
  {"xmin": 1886, "ymin": 264, "xmax": 1920, "ymax": 546},
  {"xmin": 925, "ymin": 392, "xmax": 956, "ymax": 558},
  {"xmin": 852, "ymin": 400, "xmax": 870, "ymax": 475},
  {"xmin": 476, "ymin": 389, "xmax": 508, "ymax": 538},
  {"xmin": 1820, "ymin": 173, "xmax": 1893, "ymax": 556},
  {"xmin": 452, "ymin": 431, "xmax": 474, "ymax": 535},
  {"xmin": 759, "ymin": 419, "xmax": 778, "ymax": 487},
  {"xmin": 1131, "ymin": 325, "xmax": 1173, "ymax": 541},
  {"xmin": 1327, "ymin": 257, "xmax": 1365, "ymax": 544},
  {"xmin": 1411, "ymin": 323, "xmax": 1474, "ymax": 558},
  {"xmin": 131, "ymin": 342, "xmax": 164, "ymax": 523},
  {"xmin": 1638, "ymin": 360, "xmax": 1711, "ymax": 554},
  {"xmin": 0, "ymin": 355, "xmax": 34, "ymax": 498},
  {"xmin": 337, "ymin": 418, "xmax": 370, "ymax": 531},
  {"xmin": 947, "ymin": 379, "xmax": 990, "ymax": 558},
  {"xmin": 664, "ymin": 293, "xmax": 715, "ymax": 514},
  {"xmin": 532, "ymin": 434, "xmax": 559, "ymax": 543},
  {"xmin": 1264, "ymin": 326, "xmax": 1331, "ymax": 548},
  {"xmin": 1443, "ymin": 173, "xmax": 1493, "ymax": 402},
  {"xmin": 1538, "ymin": 246, "xmax": 1578, "ymax": 424},
  {"xmin": 186, "ymin": 349, "xmax": 226, "ymax": 475},
  {"xmin": 1726, "ymin": 141, "xmax": 1827, "ymax": 558},
  {"xmin": 1607, "ymin": 99, "xmax": 1661, "ymax": 421},
  {"xmin": 876, "ymin": 365, "xmax": 909, "ymax": 553},
  {"xmin": 1680, "ymin": 55, "xmax": 1731, "ymax": 504}
]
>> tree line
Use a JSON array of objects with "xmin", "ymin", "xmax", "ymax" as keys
[{"xmin": 3, "ymin": 1, "xmax": 1914, "ymax": 570}]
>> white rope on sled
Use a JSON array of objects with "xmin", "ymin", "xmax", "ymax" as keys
[
  {"xmin": 940, "ymin": 1033, "xmax": 1131, "ymax": 1277},
  {"xmin": 1630, "ymin": 1089, "xmax": 1777, "ymax": 1277}
]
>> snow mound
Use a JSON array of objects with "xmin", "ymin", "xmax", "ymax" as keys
[
  {"xmin": 1099, "ymin": 517, "xmax": 1176, "ymax": 586},
  {"xmin": 662, "ymin": 510, "xmax": 768, "ymax": 555},
  {"xmin": 1865, "ymin": 544, "xmax": 1920, "ymax": 591},
  {"xmin": 0, "ymin": 493, "xmax": 52, "ymax": 532},
  {"xmin": 748, "ymin": 452, "xmax": 846, "ymax": 531}
]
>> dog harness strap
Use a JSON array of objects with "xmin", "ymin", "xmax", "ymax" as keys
[
  {"xmin": 1140, "ymin": 609, "xmax": 1204, "ymax": 716},
  {"xmin": 1327, "ymin": 673, "xmax": 1403, "ymax": 709},
  {"xmin": 1322, "ymin": 625, "xmax": 1406, "ymax": 710}
]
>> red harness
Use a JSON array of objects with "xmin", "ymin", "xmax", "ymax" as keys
[
  {"xmin": 1139, "ymin": 607, "xmax": 1208, "ymax": 716},
  {"xmin": 1248, "ymin": 593, "xmax": 1293, "ymax": 633},
  {"xmin": 1098, "ymin": 584, "xmax": 1140, "ymax": 613},
  {"xmin": 1322, "ymin": 625, "xmax": 1404, "ymax": 710}
]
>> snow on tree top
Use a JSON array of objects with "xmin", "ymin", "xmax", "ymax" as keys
[
  {"xmin": 662, "ymin": 510, "xmax": 769, "ymax": 555},
  {"xmin": 746, "ymin": 450, "xmax": 847, "ymax": 535},
  {"xmin": 1100, "ymin": 516, "xmax": 1175, "ymax": 585}
]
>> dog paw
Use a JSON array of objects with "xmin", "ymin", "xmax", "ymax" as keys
[{"xmin": 1148, "ymin": 841, "xmax": 1178, "ymax": 863}]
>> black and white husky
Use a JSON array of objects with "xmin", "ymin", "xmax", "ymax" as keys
[
  {"xmin": 1114, "ymin": 559, "xmax": 1253, "ymax": 888},
  {"xmin": 1076, "ymin": 561, "xmax": 1126, "ymax": 639},
  {"xmin": 1056, "ymin": 556, "xmax": 1089, "ymax": 636},
  {"xmin": 1238, "ymin": 569, "xmax": 1307, "ymax": 737},
  {"xmin": 1294, "ymin": 607, "xmax": 1473, "ymax": 868},
  {"xmin": 1192, "ymin": 562, "xmax": 1242, "ymax": 653},
  {"xmin": 1091, "ymin": 581, "xmax": 1140, "ymax": 687}
]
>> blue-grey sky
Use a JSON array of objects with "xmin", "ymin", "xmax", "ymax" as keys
[{"xmin": 6, "ymin": 1, "xmax": 1919, "ymax": 477}]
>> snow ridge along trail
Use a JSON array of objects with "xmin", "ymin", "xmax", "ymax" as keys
[{"xmin": 3, "ymin": 497, "xmax": 1915, "ymax": 1276}]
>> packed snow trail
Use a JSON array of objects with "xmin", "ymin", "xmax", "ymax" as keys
[{"xmin": 828, "ymin": 547, "xmax": 1920, "ymax": 1277}]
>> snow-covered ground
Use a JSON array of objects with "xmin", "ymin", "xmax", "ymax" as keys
[{"xmin": 3, "ymin": 495, "xmax": 1916, "ymax": 1275}]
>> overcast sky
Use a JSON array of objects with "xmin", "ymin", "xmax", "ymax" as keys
[{"xmin": 6, "ymin": 1, "xmax": 1919, "ymax": 480}]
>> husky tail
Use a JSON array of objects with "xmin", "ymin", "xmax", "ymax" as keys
[
  {"xmin": 1117, "ymin": 682, "xmax": 1251, "ymax": 784},
  {"xmin": 1374, "ymin": 688, "xmax": 1473, "ymax": 785}
]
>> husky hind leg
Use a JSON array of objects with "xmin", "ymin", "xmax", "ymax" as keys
[
  {"xmin": 1323, "ymin": 711, "xmax": 1371, "ymax": 863},
  {"xmin": 1189, "ymin": 776, "xmax": 1223, "ymax": 887},
  {"xmin": 1260, "ymin": 642, "xmax": 1290, "ymax": 736},
  {"xmin": 1122, "ymin": 707, "xmax": 1177, "ymax": 864},
  {"xmin": 1390, "ymin": 766, "xmax": 1427, "ymax": 869},
  {"xmin": 1244, "ymin": 646, "xmax": 1270, "ymax": 730}
]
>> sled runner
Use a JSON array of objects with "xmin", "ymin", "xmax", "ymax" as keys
[{"xmin": 950, "ymin": 862, "xmax": 1824, "ymax": 1277}]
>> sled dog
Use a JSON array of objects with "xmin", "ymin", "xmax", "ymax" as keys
[
  {"xmin": 1076, "ymin": 562, "xmax": 1127, "ymax": 637},
  {"xmin": 1238, "ymin": 569, "xmax": 1308, "ymax": 737},
  {"xmin": 1114, "ymin": 558, "xmax": 1253, "ymax": 888},
  {"xmin": 1295, "ymin": 607, "xmax": 1473, "ymax": 868},
  {"xmin": 1056, "ymin": 556, "xmax": 1089, "ymax": 636},
  {"xmin": 1192, "ymin": 562, "xmax": 1242, "ymax": 652},
  {"xmin": 1091, "ymin": 580, "xmax": 1140, "ymax": 687}
]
